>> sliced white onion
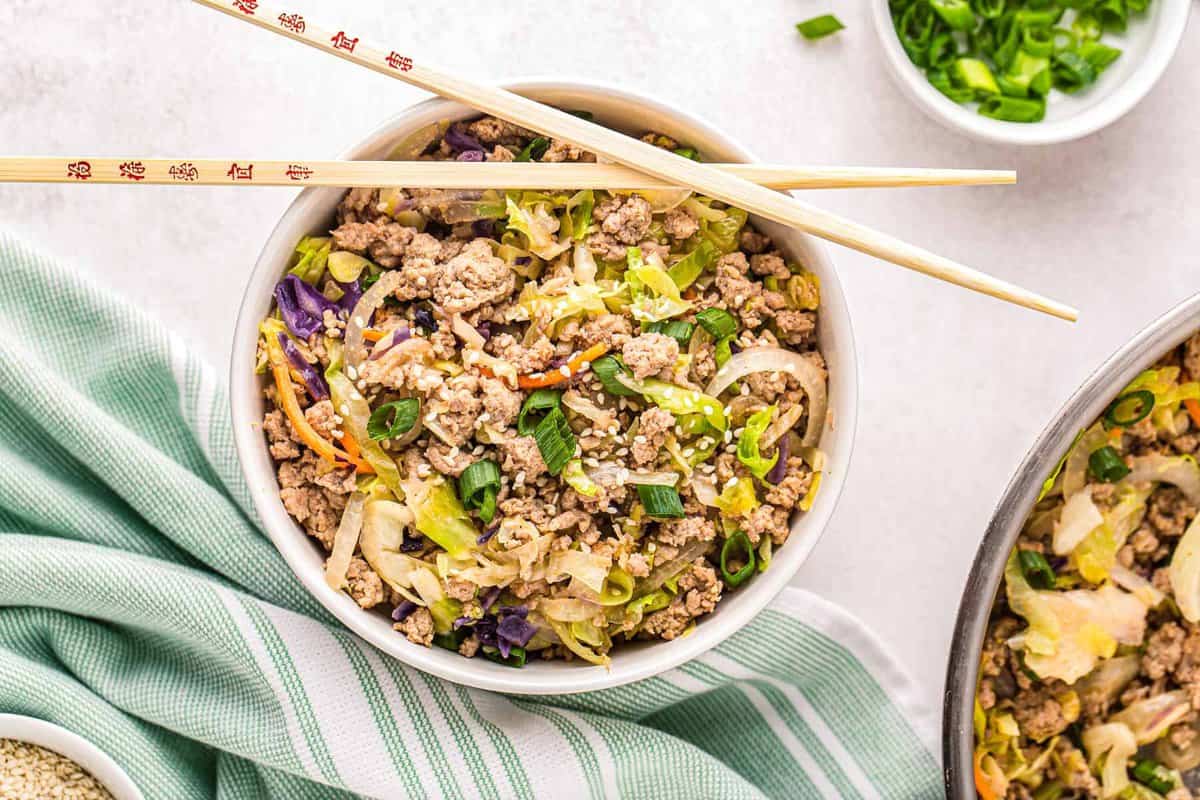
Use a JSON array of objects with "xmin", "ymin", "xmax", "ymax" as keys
[
  {"xmin": 1122, "ymin": 453, "xmax": 1200, "ymax": 505},
  {"xmin": 1052, "ymin": 486, "xmax": 1105, "ymax": 555},
  {"xmin": 1081, "ymin": 723, "xmax": 1136, "ymax": 797},
  {"xmin": 1076, "ymin": 654, "xmax": 1140, "ymax": 713},
  {"xmin": 538, "ymin": 597, "xmax": 602, "ymax": 623},
  {"xmin": 1108, "ymin": 563, "xmax": 1166, "ymax": 608},
  {"xmin": 1111, "ymin": 690, "xmax": 1191, "ymax": 744},
  {"xmin": 633, "ymin": 188, "xmax": 692, "ymax": 213},
  {"xmin": 345, "ymin": 270, "xmax": 404, "ymax": 371},
  {"xmin": 1157, "ymin": 724, "xmax": 1200, "ymax": 771},
  {"xmin": 449, "ymin": 313, "xmax": 486, "ymax": 350},
  {"xmin": 585, "ymin": 462, "xmax": 679, "ymax": 488},
  {"xmin": 324, "ymin": 492, "xmax": 366, "ymax": 591},
  {"xmin": 705, "ymin": 347, "xmax": 828, "ymax": 447},
  {"xmin": 562, "ymin": 391, "xmax": 617, "ymax": 429},
  {"xmin": 573, "ymin": 243, "xmax": 597, "ymax": 285},
  {"xmin": 691, "ymin": 475, "xmax": 719, "ymax": 507},
  {"xmin": 638, "ymin": 539, "xmax": 711, "ymax": 595},
  {"xmin": 547, "ymin": 549, "xmax": 611, "ymax": 594}
]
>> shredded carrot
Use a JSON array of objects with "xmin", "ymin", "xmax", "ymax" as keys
[
  {"xmin": 339, "ymin": 430, "xmax": 364, "ymax": 465},
  {"xmin": 973, "ymin": 751, "xmax": 1000, "ymax": 800},
  {"xmin": 362, "ymin": 328, "xmax": 386, "ymax": 343},
  {"xmin": 518, "ymin": 342, "xmax": 610, "ymax": 390},
  {"xmin": 271, "ymin": 363, "xmax": 373, "ymax": 473},
  {"xmin": 1187, "ymin": 398, "xmax": 1200, "ymax": 429},
  {"xmin": 1108, "ymin": 426, "xmax": 1124, "ymax": 443}
]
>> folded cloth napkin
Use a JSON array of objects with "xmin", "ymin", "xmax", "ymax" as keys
[{"xmin": 0, "ymin": 233, "xmax": 943, "ymax": 800}]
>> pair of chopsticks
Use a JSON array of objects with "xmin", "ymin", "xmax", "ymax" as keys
[{"xmin": 5, "ymin": 0, "xmax": 1075, "ymax": 322}]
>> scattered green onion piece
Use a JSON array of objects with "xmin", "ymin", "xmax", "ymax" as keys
[
  {"xmin": 533, "ymin": 406, "xmax": 576, "ymax": 476},
  {"xmin": 1104, "ymin": 389, "xmax": 1155, "ymax": 427},
  {"xmin": 1080, "ymin": 40, "xmax": 1122, "ymax": 73},
  {"xmin": 931, "ymin": 0, "xmax": 976, "ymax": 30},
  {"xmin": 1131, "ymin": 760, "xmax": 1175, "ymax": 795},
  {"xmin": 673, "ymin": 147, "xmax": 700, "ymax": 161},
  {"xmin": 927, "ymin": 32, "xmax": 959, "ymax": 70},
  {"xmin": 516, "ymin": 137, "xmax": 551, "ymax": 162},
  {"xmin": 1014, "ymin": 7, "xmax": 1064, "ymax": 28},
  {"xmin": 796, "ymin": 14, "xmax": 845, "ymax": 40},
  {"xmin": 366, "ymin": 398, "xmax": 420, "ymax": 440},
  {"xmin": 898, "ymin": 2, "xmax": 937, "ymax": 65},
  {"xmin": 592, "ymin": 355, "xmax": 638, "ymax": 397},
  {"xmin": 928, "ymin": 68, "xmax": 976, "ymax": 103},
  {"xmin": 1096, "ymin": 0, "xmax": 1127, "ymax": 33},
  {"xmin": 1088, "ymin": 445, "xmax": 1131, "ymax": 483},
  {"xmin": 432, "ymin": 627, "xmax": 470, "ymax": 651},
  {"xmin": 954, "ymin": 58, "xmax": 1001, "ymax": 96},
  {"xmin": 518, "ymin": 389, "xmax": 561, "ymax": 436},
  {"xmin": 720, "ymin": 531, "xmax": 757, "ymax": 588},
  {"xmin": 992, "ymin": 16, "xmax": 1022, "ymax": 69},
  {"xmin": 1073, "ymin": 10, "xmax": 1103, "ymax": 40},
  {"xmin": 1127, "ymin": 0, "xmax": 1149, "ymax": 11},
  {"xmin": 458, "ymin": 460, "xmax": 501, "ymax": 524},
  {"xmin": 1017, "ymin": 549, "xmax": 1056, "ymax": 590},
  {"xmin": 973, "ymin": 0, "xmax": 1006, "ymax": 20},
  {"xmin": 1005, "ymin": 50, "xmax": 1052, "ymax": 97},
  {"xmin": 637, "ymin": 484, "xmax": 685, "ymax": 519},
  {"xmin": 713, "ymin": 335, "xmax": 736, "ymax": 369},
  {"xmin": 1021, "ymin": 26, "xmax": 1055, "ymax": 57},
  {"xmin": 1052, "ymin": 50, "xmax": 1097, "ymax": 93},
  {"xmin": 646, "ymin": 320, "xmax": 695, "ymax": 347},
  {"xmin": 979, "ymin": 94, "xmax": 1046, "ymax": 122},
  {"xmin": 737, "ymin": 405, "xmax": 780, "ymax": 480},
  {"xmin": 483, "ymin": 646, "xmax": 527, "ymax": 668},
  {"xmin": 695, "ymin": 308, "xmax": 739, "ymax": 340},
  {"xmin": 627, "ymin": 590, "xmax": 672, "ymax": 618}
]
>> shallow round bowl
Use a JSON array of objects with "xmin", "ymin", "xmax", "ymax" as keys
[
  {"xmin": 231, "ymin": 80, "xmax": 860, "ymax": 694},
  {"xmin": 872, "ymin": 0, "xmax": 1190, "ymax": 145},
  {"xmin": 0, "ymin": 714, "xmax": 143, "ymax": 800}
]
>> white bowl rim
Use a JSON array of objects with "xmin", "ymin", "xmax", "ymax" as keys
[
  {"xmin": 0, "ymin": 714, "xmax": 144, "ymax": 800},
  {"xmin": 870, "ymin": 0, "xmax": 1191, "ymax": 146},
  {"xmin": 231, "ymin": 78, "xmax": 860, "ymax": 694}
]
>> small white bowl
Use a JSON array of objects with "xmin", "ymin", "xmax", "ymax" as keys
[
  {"xmin": 872, "ymin": 0, "xmax": 1190, "ymax": 145},
  {"xmin": 231, "ymin": 81, "xmax": 860, "ymax": 694},
  {"xmin": 0, "ymin": 714, "xmax": 143, "ymax": 800}
]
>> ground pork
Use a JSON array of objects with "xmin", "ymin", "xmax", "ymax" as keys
[
  {"xmin": 331, "ymin": 220, "xmax": 417, "ymax": 268},
  {"xmin": 1012, "ymin": 682, "xmax": 1072, "ymax": 741},
  {"xmin": 345, "ymin": 557, "xmax": 386, "ymax": 609},
  {"xmin": 640, "ymin": 560, "xmax": 722, "ymax": 640},
  {"xmin": 395, "ymin": 607, "xmax": 434, "ymax": 646},
  {"xmin": 656, "ymin": 516, "xmax": 717, "ymax": 548},
  {"xmin": 599, "ymin": 196, "xmax": 653, "ymax": 245},
  {"xmin": 304, "ymin": 400, "xmax": 339, "ymax": 439},
  {"xmin": 486, "ymin": 145, "xmax": 514, "ymax": 163},
  {"xmin": 556, "ymin": 315, "xmax": 634, "ymax": 352},
  {"xmin": 1185, "ymin": 332, "xmax": 1200, "ymax": 381},
  {"xmin": 585, "ymin": 231, "xmax": 632, "ymax": 262},
  {"xmin": 466, "ymin": 116, "xmax": 533, "ymax": 145},
  {"xmin": 742, "ymin": 503, "xmax": 791, "ymax": 546},
  {"xmin": 632, "ymin": 407, "xmax": 674, "ymax": 467},
  {"xmin": 496, "ymin": 432, "xmax": 548, "ymax": 478},
  {"xmin": 263, "ymin": 409, "xmax": 301, "ymax": 460},
  {"xmin": 337, "ymin": 187, "xmax": 379, "ymax": 223},
  {"xmin": 715, "ymin": 252, "xmax": 772, "ymax": 329},
  {"xmin": 445, "ymin": 579, "xmax": 476, "ymax": 602},
  {"xmin": 739, "ymin": 228, "xmax": 772, "ymax": 254},
  {"xmin": 541, "ymin": 139, "xmax": 590, "ymax": 162},
  {"xmin": 433, "ymin": 239, "xmax": 516, "ymax": 315},
  {"xmin": 750, "ymin": 252, "xmax": 790, "ymax": 279},
  {"xmin": 426, "ymin": 442, "xmax": 474, "ymax": 477},
  {"xmin": 1144, "ymin": 622, "xmax": 1186, "ymax": 679},
  {"xmin": 662, "ymin": 207, "xmax": 699, "ymax": 241},
  {"xmin": 774, "ymin": 310, "xmax": 818, "ymax": 347},
  {"xmin": 429, "ymin": 373, "xmax": 483, "ymax": 447},
  {"xmin": 480, "ymin": 375, "xmax": 522, "ymax": 428},
  {"xmin": 1148, "ymin": 487, "xmax": 1197, "ymax": 538},
  {"xmin": 622, "ymin": 333, "xmax": 679, "ymax": 380},
  {"xmin": 763, "ymin": 457, "xmax": 813, "ymax": 509},
  {"xmin": 459, "ymin": 635, "xmax": 481, "ymax": 658},
  {"xmin": 490, "ymin": 332, "xmax": 555, "ymax": 373}
]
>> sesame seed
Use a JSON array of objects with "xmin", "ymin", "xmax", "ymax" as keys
[
  {"xmin": 580, "ymin": 361, "xmax": 591, "ymax": 371},
  {"xmin": 559, "ymin": 365, "xmax": 572, "ymax": 378},
  {"xmin": 725, "ymin": 477, "xmax": 739, "ymax": 489},
  {"xmin": 478, "ymin": 412, "xmax": 491, "ymax": 422},
  {"xmin": 331, "ymin": 429, "xmax": 344, "ymax": 439},
  {"xmin": 346, "ymin": 365, "xmax": 358, "ymax": 380},
  {"xmin": 339, "ymin": 404, "xmax": 351, "ymax": 416},
  {"xmin": 633, "ymin": 434, "xmax": 646, "ymax": 444},
  {"xmin": 353, "ymin": 316, "xmax": 365, "ymax": 327}
]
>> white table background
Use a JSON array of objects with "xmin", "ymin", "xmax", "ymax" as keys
[{"xmin": 2, "ymin": 0, "xmax": 1196, "ymax": 736}]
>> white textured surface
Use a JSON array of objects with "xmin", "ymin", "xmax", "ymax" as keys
[{"xmin": 1, "ymin": 0, "xmax": 1196, "ymax": 728}]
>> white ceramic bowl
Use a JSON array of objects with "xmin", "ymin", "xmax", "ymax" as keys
[
  {"xmin": 0, "ymin": 714, "xmax": 143, "ymax": 800},
  {"xmin": 231, "ymin": 81, "xmax": 859, "ymax": 693},
  {"xmin": 871, "ymin": 0, "xmax": 1190, "ymax": 145}
]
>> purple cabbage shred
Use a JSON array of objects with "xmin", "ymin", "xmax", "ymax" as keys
[
  {"xmin": 278, "ymin": 333, "xmax": 329, "ymax": 400},
  {"xmin": 414, "ymin": 308, "xmax": 436, "ymax": 332},
  {"xmin": 444, "ymin": 127, "xmax": 484, "ymax": 154},
  {"xmin": 477, "ymin": 525, "xmax": 499, "ymax": 545},
  {"xmin": 766, "ymin": 434, "xmax": 790, "ymax": 485},
  {"xmin": 391, "ymin": 601, "xmax": 418, "ymax": 622},
  {"xmin": 456, "ymin": 150, "xmax": 485, "ymax": 162}
]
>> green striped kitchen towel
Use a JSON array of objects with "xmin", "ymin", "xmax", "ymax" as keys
[{"xmin": 0, "ymin": 232, "xmax": 943, "ymax": 800}]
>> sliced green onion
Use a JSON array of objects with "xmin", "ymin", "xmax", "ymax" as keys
[
  {"xmin": 515, "ymin": 137, "xmax": 550, "ymax": 162},
  {"xmin": 646, "ymin": 320, "xmax": 694, "ymax": 347},
  {"xmin": 796, "ymin": 14, "xmax": 845, "ymax": 40},
  {"xmin": 1014, "ymin": 7, "xmax": 1064, "ymax": 28},
  {"xmin": 898, "ymin": 2, "xmax": 937, "ymax": 65},
  {"xmin": 627, "ymin": 590, "xmax": 672, "ymax": 617},
  {"xmin": 954, "ymin": 58, "xmax": 1001, "ymax": 96},
  {"xmin": 930, "ymin": 0, "xmax": 975, "ymax": 30},
  {"xmin": 978, "ymin": 95, "xmax": 1046, "ymax": 122},
  {"xmin": 695, "ymin": 308, "xmax": 739, "ymax": 340},
  {"xmin": 533, "ymin": 406, "xmax": 575, "ymax": 475},
  {"xmin": 1073, "ymin": 11, "xmax": 1103, "ymax": 40},
  {"xmin": 927, "ymin": 68, "xmax": 976, "ymax": 103},
  {"xmin": 1131, "ymin": 759, "xmax": 1175, "ymax": 795},
  {"xmin": 432, "ymin": 627, "xmax": 470, "ymax": 651},
  {"xmin": 927, "ymin": 32, "xmax": 959, "ymax": 70},
  {"xmin": 1021, "ymin": 27, "xmax": 1055, "ymax": 58},
  {"xmin": 1005, "ymin": 50, "xmax": 1052, "ymax": 98},
  {"xmin": 592, "ymin": 355, "xmax": 638, "ymax": 397},
  {"xmin": 599, "ymin": 567, "xmax": 635, "ymax": 606},
  {"xmin": 720, "ymin": 531, "xmax": 756, "ymax": 588},
  {"xmin": 1017, "ymin": 549, "xmax": 1056, "ymax": 590},
  {"xmin": 366, "ymin": 398, "xmax": 420, "ymax": 440},
  {"xmin": 1089, "ymin": 446, "xmax": 1131, "ymax": 483},
  {"xmin": 1096, "ymin": 0, "xmax": 1127, "ymax": 33},
  {"xmin": 458, "ymin": 460, "xmax": 501, "ymax": 524},
  {"xmin": 973, "ymin": 0, "xmax": 1006, "ymax": 20},
  {"xmin": 518, "ymin": 389, "xmax": 561, "ymax": 436},
  {"xmin": 673, "ymin": 147, "xmax": 700, "ymax": 161},
  {"xmin": 1052, "ymin": 50, "xmax": 1097, "ymax": 93},
  {"xmin": 637, "ymin": 484, "xmax": 685, "ymax": 519},
  {"xmin": 1080, "ymin": 40, "xmax": 1122, "ymax": 73},
  {"xmin": 483, "ymin": 646, "xmax": 527, "ymax": 668},
  {"xmin": 713, "ymin": 335, "xmax": 736, "ymax": 369},
  {"xmin": 1105, "ymin": 390, "xmax": 1155, "ymax": 427}
]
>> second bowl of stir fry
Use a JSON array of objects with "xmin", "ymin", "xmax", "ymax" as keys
[{"xmin": 230, "ymin": 83, "xmax": 858, "ymax": 693}]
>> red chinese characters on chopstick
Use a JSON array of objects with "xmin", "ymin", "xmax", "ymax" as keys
[
  {"xmin": 285, "ymin": 164, "xmax": 312, "ymax": 181},
  {"xmin": 232, "ymin": 0, "xmax": 257, "ymax": 14},
  {"xmin": 66, "ymin": 161, "xmax": 91, "ymax": 181},
  {"xmin": 276, "ymin": 12, "xmax": 304, "ymax": 33},
  {"xmin": 169, "ymin": 162, "xmax": 199, "ymax": 182},
  {"xmin": 386, "ymin": 51, "xmax": 413, "ymax": 72},
  {"xmin": 227, "ymin": 162, "xmax": 255, "ymax": 181},
  {"xmin": 330, "ymin": 31, "xmax": 357, "ymax": 53},
  {"xmin": 119, "ymin": 161, "xmax": 146, "ymax": 181}
]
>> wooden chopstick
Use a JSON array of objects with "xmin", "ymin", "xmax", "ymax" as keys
[
  {"xmin": 0, "ymin": 157, "xmax": 1016, "ymax": 190},
  {"xmin": 193, "ymin": 0, "xmax": 1074, "ymax": 322}
]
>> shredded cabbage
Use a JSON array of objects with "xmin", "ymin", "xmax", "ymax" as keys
[
  {"xmin": 667, "ymin": 240, "xmax": 718, "ymax": 290},
  {"xmin": 359, "ymin": 500, "xmax": 427, "ymax": 591},
  {"xmin": 737, "ymin": 405, "xmax": 779, "ymax": 480},
  {"xmin": 1052, "ymin": 486, "xmax": 1104, "ymax": 555},
  {"xmin": 1081, "ymin": 723, "xmax": 1137, "ymax": 797},
  {"xmin": 562, "ymin": 459, "xmax": 601, "ymax": 498},
  {"xmin": 1110, "ymin": 690, "xmax": 1191, "ymax": 745},
  {"xmin": 399, "ymin": 475, "xmax": 479, "ymax": 560},
  {"xmin": 714, "ymin": 478, "xmax": 759, "ymax": 518},
  {"xmin": 1169, "ymin": 512, "xmax": 1200, "ymax": 622},
  {"xmin": 1121, "ymin": 454, "xmax": 1200, "ymax": 505},
  {"xmin": 1062, "ymin": 423, "xmax": 1110, "ymax": 500},
  {"xmin": 547, "ymin": 549, "xmax": 611, "ymax": 594},
  {"xmin": 505, "ymin": 195, "xmax": 571, "ymax": 260},
  {"xmin": 548, "ymin": 619, "xmax": 609, "ymax": 666},
  {"xmin": 325, "ymin": 492, "xmax": 366, "ymax": 591},
  {"xmin": 1071, "ymin": 484, "xmax": 1150, "ymax": 583},
  {"xmin": 625, "ymin": 248, "xmax": 693, "ymax": 323},
  {"xmin": 1005, "ymin": 550, "xmax": 1148, "ymax": 684},
  {"xmin": 615, "ymin": 373, "xmax": 727, "ymax": 433},
  {"xmin": 326, "ymin": 370, "xmax": 405, "ymax": 498}
]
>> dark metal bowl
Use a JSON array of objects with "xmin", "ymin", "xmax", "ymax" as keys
[{"xmin": 943, "ymin": 295, "xmax": 1200, "ymax": 797}]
